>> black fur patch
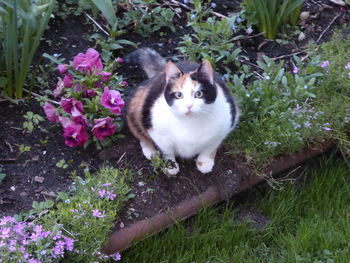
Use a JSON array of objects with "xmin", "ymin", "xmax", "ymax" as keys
[
  {"xmin": 142, "ymin": 73, "xmax": 166, "ymax": 129},
  {"xmin": 190, "ymin": 72, "xmax": 217, "ymax": 104}
]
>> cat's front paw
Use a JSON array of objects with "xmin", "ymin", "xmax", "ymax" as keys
[
  {"xmin": 196, "ymin": 159, "xmax": 214, "ymax": 174},
  {"xmin": 140, "ymin": 141, "xmax": 156, "ymax": 160},
  {"xmin": 163, "ymin": 161, "xmax": 179, "ymax": 176}
]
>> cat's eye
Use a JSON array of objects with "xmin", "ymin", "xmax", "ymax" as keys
[
  {"xmin": 195, "ymin": 90, "xmax": 203, "ymax": 98},
  {"xmin": 174, "ymin": 92, "xmax": 183, "ymax": 99}
]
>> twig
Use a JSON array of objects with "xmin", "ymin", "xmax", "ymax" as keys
[
  {"xmin": 117, "ymin": 152, "xmax": 127, "ymax": 165},
  {"xmin": 0, "ymin": 158, "xmax": 17, "ymax": 163},
  {"xmin": 5, "ymin": 140, "xmax": 13, "ymax": 153},
  {"xmin": 234, "ymin": 32, "xmax": 264, "ymax": 41},
  {"xmin": 239, "ymin": 59, "xmax": 262, "ymax": 70},
  {"xmin": 23, "ymin": 88, "xmax": 60, "ymax": 105},
  {"xmin": 316, "ymin": 12, "xmax": 341, "ymax": 43},
  {"xmin": 271, "ymin": 49, "xmax": 307, "ymax": 61},
  {"xmin": 169, "ymin": 0, "xmax": 228, "ymax": 19},
  {"xmin": 84, "ymin": 12, "xmax": 109, "ymax": 37}
]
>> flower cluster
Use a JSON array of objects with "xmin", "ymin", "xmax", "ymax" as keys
[
  {"xmin": 0, "ymin": 216, "xmax": 74, "ymax": 262},
  {"xmin": 43, "ymin": 48, "xmax": 126, "ymax": 148},
  {"xmin": 91, "ymin": 182, "xmax": 117, "ymax": 201}
]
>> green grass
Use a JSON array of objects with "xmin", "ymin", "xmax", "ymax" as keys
[{"xmin": 121, "ymin": 156, "xmax": 350, "ymax": 262}]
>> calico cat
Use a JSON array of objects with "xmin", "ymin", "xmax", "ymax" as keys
[{"xmin": 125, "ymin": 48, "xmax": 239, "ymax": 175}]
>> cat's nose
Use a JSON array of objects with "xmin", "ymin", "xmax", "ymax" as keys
[{"xmin": 186, "ymin": 105, "xmax": 193, "ymax": 110}]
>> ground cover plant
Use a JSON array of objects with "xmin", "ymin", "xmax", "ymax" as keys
[
  {"xmin": 122, "ymin": 156, "xmax": 350, "ymax": 262},
  {"xmin": 1, "ymin": 0, "xmax": 350, "ymax": 262}
]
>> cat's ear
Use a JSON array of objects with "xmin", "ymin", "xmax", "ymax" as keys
[
  {"xmin": 165, "ymin": 61, "xmax": 182, "ymax": 83},
  {"xmin": 198, "ymin": 60, "xmax": 214, "ymax": 84}
]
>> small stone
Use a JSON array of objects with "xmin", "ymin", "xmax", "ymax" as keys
[
  {"xmin": 34, "ymin": 176, "xmax": 45, "ymax": 183},
  {"xmin": 20, "ymin": 192, "xmax": 28, "ymax": 197},
  {"xmin": 120, "ymin": 222, "xmax": 124, "ymax": 228},
  {"xmin": 298, "ymin": 32, "xmax": 306, "ymax": 42},
  {"xmin": 41, "ymin": 191, "xmax": 56, "ymax": 198},
  {"xmin": 299, "ymin": 11, "xmax": 310, "ymax": 21},
  {"xmin": 32, "ymin": 155, "xmax": 39, "ymax": 162},
  {"xmin": 10, "ymin": 186, "xmax": 16, "ymax": 191},
  {"xmin": 138, "ymin": 181, "xmax": 145, "ymax": 187},
  {"xmin": 329, "ymin": 0, "xmax": 346, "ymax": 6},
  {"xmin": 43, "ymin": 151, "xmax": 47, "ymax": 155}
]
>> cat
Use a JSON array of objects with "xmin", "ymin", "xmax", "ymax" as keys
[{"xmin": 125, "ymin": 48, "xmax": 239, "ymax": 175}]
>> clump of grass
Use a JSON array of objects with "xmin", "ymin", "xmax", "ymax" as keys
[{"xmin": 121, "ymin": 156, "xmax": 350, "ymax": 263}]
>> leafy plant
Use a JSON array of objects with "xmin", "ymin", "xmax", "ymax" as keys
[
  {"xmin": 19, "ymin": 144, "xmax": 31, "ymax": 154},
  {"xmin": 242, "ymin": 0, "xmax": 304, "ymax": 39},
  {"xmin": 177, "ymin": 1, "xmax": 244, "ymax": 69},
  {"xmin": 0, "ymin": 0, "xmax": 55, "ymax": 99},
  {"xmin": 0, "ymin": 168, "xmax": 6, "ymax": 182},
  {"xmin": 23, "ymin": 111, "xmax": 44, "ymax": 133},
  {"xmin": 56, "ymin": 159, "xmax": 68, "ymax": 169},
  {"xmin": 42, "ymin": 48, "xmax": 126, "ymax": 149}
]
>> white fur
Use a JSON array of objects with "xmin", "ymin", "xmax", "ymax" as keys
[{"xmin": 147, "ymin": 80, "xmax": 237, "ymax": 174}]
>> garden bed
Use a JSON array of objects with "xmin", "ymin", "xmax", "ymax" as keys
[{"xmin": 1, "ymin": 0, "xmax": 350, "ymax": 261}]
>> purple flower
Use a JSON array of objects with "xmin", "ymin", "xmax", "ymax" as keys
[
  {"xmin": 73, "ymin": 48, "xmax": 103, "ymax": 74},
  {"xmin": 73, "ymin": 115, "xmax": 91, "ymax": 127},
  {"xmin": 107, "ymin": 191, "xmax": 117, "ymax": 200},
  {"xmin": 98, "ymin": 189, "xmax": 106, "ymax": 198},
  {"xmin": 101, "ymin": 87, "xmax": 124, "ymax": 115},
  {"xmin": 92, "ymin": 209, "xmax": 106, "ymax": 218},
  {"xmin": 63, "ymin": 123, "xmax": 89, "ymax": 147},
  {"xmin": 116, "ymin": 57, "xmax": 124, "ymax": 63},
  {"xmin": 321, "ymin": 60, "xmax": 329, "ymax": 68},
  {"xmin": 345, "ymin": 62, "xmax": 350, "ymax": 70},
  {"xmin": 97, "ymin": 71, "xmax": 112, "ymax": 82},
  {"xmin": 60, "ymin": 98, "xmax": 83, "ymax": 117},
  {"xmin": 59, "ymin": 116, "xmax": 73, "ymax": 128},
  {"xmin": 43, "ymin": 102, "xmax": 59, "ymax": 122},
  {"xmin": 86, "ymin": 89, "xmax": 97, "ymax": 97},
  {"xmin": 120, "ymin": 81, "xmax": 128, "ymax": 87},
  {"xmin": 211, "ymin": 2, "xmax": 216, "ymax": 8},
  {"xmin": 92, "ymin": 117, "xmax": 117, "ymax": 140},
  {"xmin": 28, "ymin": 259, "xmax": 42, "ymax": 263},
  {"xmin": 112, "ymin": 252, "xmax": 122, "ymax": 261},
  {"xmin": 63, "ymin": 236, "xmax": 74, "ymax": 251},
  {"xmin": 293, "ymin": 66, "xmax": 299, "ymax": 74},
  {"xmin": 58, "ymin": 64, "xmax": 69, "ymax": 74},
  {"xmin": 63, "ymin": 74, "xmax": 74, "ymax": 88},
  {"xmin": 348, "ymin": 72, "xmax": 350, "ymax": 79}
]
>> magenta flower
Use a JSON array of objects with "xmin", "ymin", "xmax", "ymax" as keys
[
  {"xmin": 116, "ymin": 57, "xmax": 124, "ymax": 63},
  {"xmin": 86, "ymin": 89, "xmax": 96, "ymax": 97},
  {"xmin": 63, "ymin": 123, "xmax": 89, "ymax": 147},
  {"xmin": 120, "ymin": 81, "xmax": 128, "ymax": 87},
  {"xmin": 97, "ymin": 71, "xmax": 112, "ymax": 82},
  {"xmin": 101, "ymin": 87, "xmax": 124, "ymax": 115},
  {"xmin": 321, "ymin": 60, "xmax": 330, "ymax": 68},
  {"xmin": 63, "ymin": 74, "xmax": 73, "ymax": 88},
  {"xmin": 72, "ymin": 48, "xmax": 103, "ymax": 74},
  {"xmin": 92, "ymin": 117, "xmax": 117, "ymax": 140},
  {"xmin": 60, "ymin": 98, "xmax": 83, "ymax": 117},
  {"xmin": 59, "ymin": 116, "xmax": 73, "ymax": 128},
  {"xmin": 73, "ymin": 115, "xmax": 91, "ymax": 127},
  {"xmin": 43, "ymin": 102, "xmax": 59, "ymax": 122},
  {"xmin": 53, "ymin": 77, "xmax": 65, "ymax": 97},
  {"xmin": 58, "ymin": 64, "xmax": 69, "ymax": 74}
]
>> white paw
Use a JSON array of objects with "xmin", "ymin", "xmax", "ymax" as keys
[
  {"xmin": 163, "ymin": 162, "xmax": 179, "ymax": 176},
  {"xmin": 196, "ymin": 159, "xmax": 214, "ymax": 174},
  {"xmin": 140, "ymin": 141, "xmax": 156, "ymax": 160}
]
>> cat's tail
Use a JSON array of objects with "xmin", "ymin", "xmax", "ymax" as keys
[{"xmin": 124, "ymin": 48, "xmax": 166, "ymax": 79}]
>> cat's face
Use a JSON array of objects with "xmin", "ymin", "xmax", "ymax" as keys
[{"xmin": 164, "ymin": 60, "xmax": 217, "ymax": 117}]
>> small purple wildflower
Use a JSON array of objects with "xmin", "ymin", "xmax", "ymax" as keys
[
  {"xmin": 183, "ymin": 0, "xmax": 189, "ymax": 4},
  {"xmin": 321, "ymin": 60, "xmax": 329, "ymax": 68},
  {"xmin": 190, "ymin": 13, "xmax": 196, "ymax": 20},
  {"xmin": 102, "ymin": 183, "xmax": 112, "ymax": 187},
  {"xmin": 112, "ymin": 252, "xmax": 122, "ymax": 261},
  {"xmin": 345, "ymin": 62, "xmax": 350, "ymax": 70},
  {"xmin": 293, "ymin": 66, "xmax": 299, "ymax": 74},
  {"xmin": 98, "ymin": 189, "xmax": 107, "ymax": 198},
  {"xmin": 92, "ymin": 209, "xmax": 106, "ymax": 218},
  {"xmin": 348, "ymin": 72, "xmax": 350, "ymax": 79},
  {"xmin": 211, "ymin": 2, "xmax": 216, "ymax": 8}
]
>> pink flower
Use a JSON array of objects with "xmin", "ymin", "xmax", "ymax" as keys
[
  {"xmin": 53, "ymin": 77, "xmax": 65, "ymax": 97},
  {"xmin": 58, "ymin": 116, "xmax": 73, "ymax": 128},
  {"xmin": 63, "ymin": 123, "xmax": 89, "ymax": 147},
  {"xmin": 63, "ymin": 74, "xmax": 73, "ymax": 88},
  {"xmin": 321, "ymin": 60, "xmax": 329, "ymax": 68},
  {"xmin": 101, "ymin": 87, "xmax": 124, "ymax": 115},
  {"xmin": 116, "ymin": 57, "xmax": 124, "ymax": 63},
  {"xmin": 86, "ymin": 89, "xmax": 96, "ymax": 97},
  {"xmin": 72, "ymin": 48, "xmax": 103, "ymax": 74},
  {"xmin": 97, "ymin": 71, "xmax": 112, "ymax": 82},
  {"xmin": 92, "ymin": 117, "xmax": 117, "ymax": 140},
  {"xmin": 43, "ymin": 102, "xmax": 59, "ymax": 122},
  {"xmin": 73, "ymin": 115, "xmax": 91, "ymax": 127},
  {"xmin": 58, "ymin": 64, "xmax": 69, "ymax": 74},
  {"xmin": 60, "ymin": 98, "xmax": 83, "ymax": 117},
  {"xmin": 120, "ymin": 81, "xmax": 128, "ymax": 87}
]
